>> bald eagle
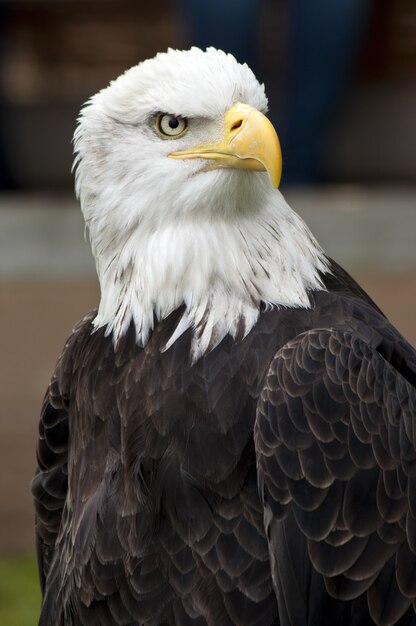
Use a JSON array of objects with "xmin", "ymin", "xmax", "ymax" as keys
[{"xmin": 32, "ymin": 48, "xmax": 416, "ymax": 626}]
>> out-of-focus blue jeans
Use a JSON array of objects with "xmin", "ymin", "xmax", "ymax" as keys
[{"xmin": 179, "ymin": 0, "xmax": 373, "ymax": 184}]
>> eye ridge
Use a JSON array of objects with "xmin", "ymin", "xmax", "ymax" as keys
[{"xmin": 156, "ymin": 113, "xmax": 188, "ymax": 139}]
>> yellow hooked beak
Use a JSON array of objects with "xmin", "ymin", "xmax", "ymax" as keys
[{"xmin": 169, "ymin": 103, "xmax": 282, "ymax": 188}]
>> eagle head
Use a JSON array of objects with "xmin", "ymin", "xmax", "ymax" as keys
[{"xmin": 74, "ymin": 47, "xmax": 281, "ymax": 231}]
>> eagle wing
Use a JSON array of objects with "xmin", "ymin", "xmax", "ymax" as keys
[
  {"xmin": 31, "ymin": 313, "xmax": 95, "ymax": 596},
  {"xmin": 31, "ymin": 374, "xmax": 69, "ymax": 593},
  {"xmin": 255, "ymin": 326, "xmax": 416, "ymax": 626}
]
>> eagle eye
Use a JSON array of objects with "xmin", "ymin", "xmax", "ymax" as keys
[{"xmin": 156, "ymin": 113, "xmax": 188, "ymax": 138}]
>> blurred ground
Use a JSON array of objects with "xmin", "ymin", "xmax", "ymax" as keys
[
  {"xmin": 0, "ymin": 186, "xmax": 415, "ymax": 556},
  {"xmin": 0, "ymin": 554, "xmax": 40, "ymax": 625}
]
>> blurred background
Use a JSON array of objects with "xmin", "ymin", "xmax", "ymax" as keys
[{"xmin": 0, "ymin": 0, "xmax": 415, "ymax": 623}]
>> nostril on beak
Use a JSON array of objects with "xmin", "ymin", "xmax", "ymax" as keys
[{"xmin": 230, "ymin": 119, "xmax": 243, "ymax": 132}]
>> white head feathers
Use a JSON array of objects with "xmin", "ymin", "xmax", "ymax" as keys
[{"xmin": 74, "ymin": 47, "xmax": 328, "ymax": 359}]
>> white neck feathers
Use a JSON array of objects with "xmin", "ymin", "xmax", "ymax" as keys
[{"xmin": 89, "ymin": 184, "xmax": 328, "ymax": 360}]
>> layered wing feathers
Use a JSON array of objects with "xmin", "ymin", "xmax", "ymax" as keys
[{"xmin": 255, "ymin": 327, "xmax": 416, "ymax": 626}]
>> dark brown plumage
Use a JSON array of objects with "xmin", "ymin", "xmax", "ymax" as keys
[{"xmin": 32, "ymin": 259, "xmax": 416, "ymax": 625}]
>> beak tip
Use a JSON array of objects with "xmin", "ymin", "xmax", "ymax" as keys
[{"xmin": 269, "ymin": 167, "xmax": 282, "ymax": 189}]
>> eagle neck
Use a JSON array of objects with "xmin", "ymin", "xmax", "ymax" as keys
[{"xmin": 91, "ymin": 189, "xmax": 328, "ymax": 359}]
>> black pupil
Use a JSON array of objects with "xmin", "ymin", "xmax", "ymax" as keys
[{"xmin": 168, "ymin": 117, "xmax": 180, "ymax": 130}]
